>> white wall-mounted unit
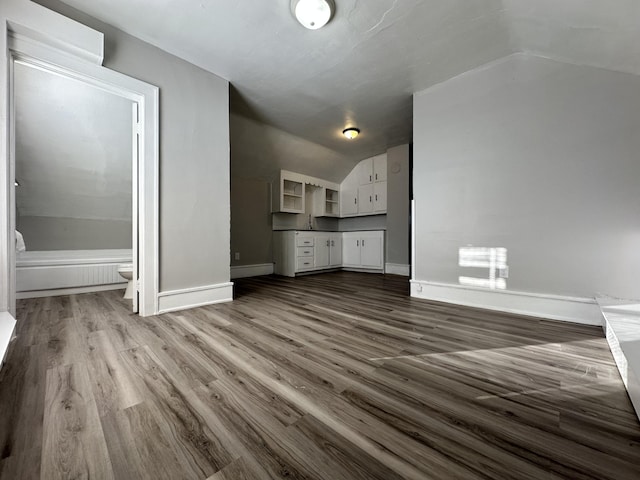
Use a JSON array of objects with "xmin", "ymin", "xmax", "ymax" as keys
[
  {"xmin": 272, "ymin": 170, "xmax": 306, "ymax": 214},
  {"xmin": 272, "ymin": 170, "xmax": 341, "ymax": 217},
  {"xmin": 340, "ymin": 154, "xmax": 387, "ymax": 217},
  {"xmin": 313, "ymin": 187, "xmax": 340, "ymax": 217}
]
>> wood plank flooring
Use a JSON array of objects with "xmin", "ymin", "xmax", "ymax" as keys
[{"xmin": 1, "ymin": 271, "xmax": 639, "ymax": 479}]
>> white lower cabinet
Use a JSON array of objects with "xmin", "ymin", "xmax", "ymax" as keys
[
  {"xmin": 314, "ymin": 233, "xmax": 343, "ymax": 269},
  {"xmin": 314, "ymin": 235, "xmax": 330, "ymax": 268},
  {"xmin": 273, "ymin": 230, "xmax": 383, "ymax": 277},
  {"xmin": 342, "ymin": 231, "xmax": 384, "ymax": 269}
]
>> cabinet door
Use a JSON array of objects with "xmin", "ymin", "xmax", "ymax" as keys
[
  {"xmin": 373, "ymin": 155, "xmax": 387, "ymax": 182},
  {"xmin": 358, "ymin": 184, "xmax": 374, "ymax": 214},
  {"xmin": 342, "ymin": 235, "xmax": 361, "ymax": 267},
  {"xmin": 373, "ymin": 181, "xmax": 387, "ymax": 213},
  {"xmin": 341, "ymin": 188, "xmax": 358, "ymax": 216},
  {"xmin": 314, "ymin": 237, "xmax": 330, "ymax": 268},
  {"xmin": 329, "ymin": 235, "xmax": 342, "ymax": 266},
  {"xmin": 360, "ymin": 235, "xmax": 383, "ymax": 268},
  {"xmin": 358, "ymin": 158, "xmax": 374, "ymax": 185},
  {"xmin": 280, "ymin": 177, "xmax": 305, "ymax": 213}
]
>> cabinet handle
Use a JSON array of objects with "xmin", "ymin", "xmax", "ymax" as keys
[
  {"xmin": 369, "ymin": 175, "xmax": 372, "ymax": 182},
  {"xmin": 357, "ymin": 240, "xmax": 359, "ymax": 247},
  {"xmin": 327, "ymin": 240, "xmax": 330, "ymax": 247},
  {"xmin": 375, "ymin": 173, "xmax": 378, "ymax": 180},
  {"xmin": 362, "ymin": 239, "xmax": 365, "ymax": 246},
  {"xmin": 355, "ymin": 198, "xmax": 357, "ymax": 204},
  {"xmin": 331, "ymin": 240, "xmax": 334, "ymax": 246},
  {"xmin": 369, "ymin": 196, "xmax": 372, "ymax": 203},
  {"xmin": 375, "ymin": 194, "xmax": 378, "ymax": 201}
]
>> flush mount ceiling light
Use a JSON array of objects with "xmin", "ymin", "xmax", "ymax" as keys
[
  {"xmin": 291, "ymin": 0, "xmax": 335, "ymax": 30},
  {"xmin": 342, "ymin": 127, "xmax": 360, "ymax": 140}
]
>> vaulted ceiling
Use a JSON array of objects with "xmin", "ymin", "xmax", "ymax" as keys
[{"xmin": 51, "ymin": 0, "xmax": 639, "ymax": 161}]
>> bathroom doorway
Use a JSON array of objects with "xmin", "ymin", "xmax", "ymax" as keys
[
  {"xmin": 3, "ymin": 29, "xmax": 159, "ymax": 317},
  {"xmin": 13, "ymin": 60, "xmax": 140, "ymax": 311}
]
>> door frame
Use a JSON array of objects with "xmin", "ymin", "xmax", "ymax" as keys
[{"xmin": 2, "ymin": 25, "xmax": 159, "ymax": 316}]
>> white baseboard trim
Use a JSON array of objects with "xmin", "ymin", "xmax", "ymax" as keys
[
  {"xmin": 158, "ymin": 282, "xmax": 233, "ymax": 314},
  {"xmin": 410, "ymin": 279, "xmax": 602, "ymax": 326},
  {"xmin": 0, "ymin": 311, "xmax": 17, "ymax": 370},
  {"xmin": 16, "ymin": 283, "xmax": 128, "ymax": 299},
  {"xmin": 342, "ymin": 267, "xmax": 384, "ymax": 274},
  {"xmin": 385, "ymin": 263, "xmax": 410, "ymax": 276},
  {"xmin": 230, "ymin": 263, "xmax": 274, "ymax": 279}
]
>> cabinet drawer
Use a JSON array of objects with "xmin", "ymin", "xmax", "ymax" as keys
[
  {"xmin": 297, "ymin": 247, "xmax": 314, "ymax": 257},
  {"xmin": 296, "ymin": 236, "xmax": 314, "ymax": 247},
  {"xmin": 296, "ymin": 257, "xmax": 314, "ymax": 271}
]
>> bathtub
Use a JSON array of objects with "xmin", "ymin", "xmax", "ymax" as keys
[{"xmin": 16, "ymin": 249, "xmax": 132, "ymax": 299}]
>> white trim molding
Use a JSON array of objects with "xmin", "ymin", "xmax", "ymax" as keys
[
  {"xmin": 231, "ymin": 263, "xmax": 274, "ymax": 280},
  {"xmin": 385, "ymin": 263, "xmax": 410, "ymax": 276},
  {"xmin": 17, "ymin": 283, "xmax": 127, "ymax": 300},
  {"xmin": 157, "ymin": 282, "xmax": 233, "ymax": 314},
  {"xmin": 0, "ymin": 311, "xmax": 16, "ymax": 369},
  {"xmin": 410, "ymin": 279, "xmax": 602, "ymax": 326}
]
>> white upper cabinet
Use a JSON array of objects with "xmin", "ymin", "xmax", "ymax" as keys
[
  {"xmin": 373, "ymin": 155, "xmax": 387, "ymax": 182},
  {"xmin": 340, "ymin": 154, "xmax": 387, "ymax": 217},
  {"xmin": 313, "ymin": 187, "xmax": 340, "ymax": 217},
  {"xmin": 373, "ymin": 182, "xmax": 387, "ymax": 213},
  {"xmin": 341, "ymin": 187, "xmax": 358, "ymax": 216},
  {"xmin": 358, "ymin": 184, "xmax": 374, "ymax": 214},
  {"xmin": 358, "ymin": 157, "xmax": 374, "ymax": 185},
  {"xmin": 272, "ymin": 170, "xmax": 305, "ymax": 214}
]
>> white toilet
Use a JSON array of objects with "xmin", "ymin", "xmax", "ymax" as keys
[{"xmin": 117, "ymin": 263, "xmax": 134, "ymax": 299}]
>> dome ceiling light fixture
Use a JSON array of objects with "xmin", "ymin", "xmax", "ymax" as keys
[
  {"xmin": 291, "ymin": 0, "xmax": 335, "ymax": 30},
  {"xmin": 342, "ymin": 127, "xmax": 360, "ymax": 140}
]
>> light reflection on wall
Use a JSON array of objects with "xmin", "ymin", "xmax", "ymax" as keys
[{"xmin": 459, "ymin": 247, "xmax": 508, "ymax": 290}]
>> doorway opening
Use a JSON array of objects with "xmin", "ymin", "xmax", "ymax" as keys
[
  {"xmin": 13, "ymin": 59, "xmax": 140, "ymax": 311},
  {"xmin": 4, "ymin": 29, "xmax": 159, "ymax": 317}
]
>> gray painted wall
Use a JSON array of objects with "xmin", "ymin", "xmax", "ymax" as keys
[
  {"xmin": 230, "ymin": 177, "xmax": 272, "ymax": 267},
  {"xmin": 14, "ymin": 61, "xmax": 133, "ymax": 251},
  {"xmin": 231, "ymin": 113, "xmax": 356, "ymax": 183},
  {"xmin": 338, "ymin": 216, "xmax": 386, "ymax": 232},
  {"xmin": 37, "ymin": 0, "xmax": 231, "ymax": 292},
  {"xmin": 386, "ymin": 144, "xmax": 410, "ymax": 266},
  {"xmin": 17, "ymin": 216, "xmax": 131, "ymax": 251},
  {"xmin": 413, "ymin": 53, "xmax": 640, "ymax": 300}
]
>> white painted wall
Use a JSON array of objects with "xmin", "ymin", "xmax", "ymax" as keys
[
  {"xmin": 413, "ymin": 53, "xmax": 640, "ymax": 303},
  {"xmin": 36, "ymin": 0, "xmax": 231, "ymax": 292}
]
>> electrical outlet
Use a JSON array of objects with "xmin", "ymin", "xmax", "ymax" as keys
[{"xmin": 234, "ymin": 252, "xmax": 240, "ymax": 261}]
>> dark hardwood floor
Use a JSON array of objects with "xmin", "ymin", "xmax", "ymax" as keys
[{"xmin": 0, "ymin": 272, "xmax": 639, "ymax": 479}]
